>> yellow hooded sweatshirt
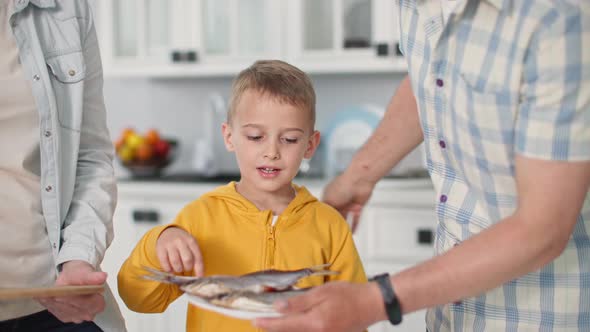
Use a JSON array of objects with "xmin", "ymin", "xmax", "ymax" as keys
[{"xmin": 118, "ymin": 182, "xmax": 367, "ymax": 332}]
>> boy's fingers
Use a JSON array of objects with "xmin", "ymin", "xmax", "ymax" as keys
[
  {"xmin": 157, "ymin": 250, "xmax": 172, "ymax": 272},
  {"xmin": 176, "ymin": 243, "xmax": 195, "ymax": 272},
  {"xmin": 187, "ymin": 241, "xmax": 204, "ymax": 277},
  {"xmin": 167, "ymin": 249, "xmax": 183, "ymax": 273}
]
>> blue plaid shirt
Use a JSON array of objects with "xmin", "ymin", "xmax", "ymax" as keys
[{"xmin": 397, "ymin": 0, "xmax": 590, "ymax": 330}]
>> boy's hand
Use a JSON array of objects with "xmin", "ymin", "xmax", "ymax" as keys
[{"xmin": 156, "ymin": 227, "xmax": 204, "ymax": 276}]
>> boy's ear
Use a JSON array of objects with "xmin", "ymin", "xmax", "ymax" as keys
[
  {"xmin": 304, "ymin": 130, "xmax": 321, "ymax": 159},
  {"xmin": 221, "ymin": 122, "xmax": 235, "ymax": 152}
]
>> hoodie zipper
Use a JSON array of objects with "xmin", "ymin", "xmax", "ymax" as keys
[{"xmin": 267, "ymin": 223, "xmax": 276, "ymax": 267}]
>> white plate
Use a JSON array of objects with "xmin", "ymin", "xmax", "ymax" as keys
[{"xmin": 184, "ymin": 294, "xmax": 282, "ymax": 320}]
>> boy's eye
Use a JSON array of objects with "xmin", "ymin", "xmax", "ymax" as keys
[
  {"xmin": 283, "ymin": 138, "xmax": 298, "ymax": 144},
  {"xmin": 247, "ymin": 135, "xmax": 262, "ymax": 141}
]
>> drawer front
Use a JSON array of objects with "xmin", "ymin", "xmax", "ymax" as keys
[{"xmin": 366, "ymin": 206, "xmax": 435, "ymax": 262}]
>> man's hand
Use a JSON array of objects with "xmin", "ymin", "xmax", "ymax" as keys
[
  {"xmin": 322, "ymin": 171, "xmax": 375, "ymax": 232},
  {"xmin": 156, "ymin": 226, "xmax": 204, "ymax": 276},
  {"xmin": 253, "ymin": 281, "xmax": 385, "ymax": 332},
  {"xmin": 37, "ymin": 260, "xmax": 106, "ymax": 323}
]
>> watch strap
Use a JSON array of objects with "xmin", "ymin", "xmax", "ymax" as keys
[{"xmin": 370, "ymin": 273, "xmax": 402, "ymax": 325}]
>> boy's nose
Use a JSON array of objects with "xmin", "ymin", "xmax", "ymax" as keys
[
  {"xmin": 264, "ymin": 151, "xmax": 280, "ymax": 160},
  {"xmin": 264, "ymin": 143, "xmax": 280, "ymax": 160}
]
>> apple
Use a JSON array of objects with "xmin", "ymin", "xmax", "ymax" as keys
[{"xmin": 153, "ymin": 140, "xmax": 170, "ymax": 159}]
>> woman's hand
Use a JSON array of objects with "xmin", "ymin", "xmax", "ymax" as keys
[
  {"xmin": 156, "ymin": 227, "xmax": 204, "ymax": 276},
  {"xmin": 37, "ymin": 260, "xmax": 106, "ymax": 323}
]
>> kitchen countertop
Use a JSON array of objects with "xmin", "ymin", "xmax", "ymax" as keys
[{"xmin": 116, "ymin": 173, "xmax": 435, "ymax": 204}]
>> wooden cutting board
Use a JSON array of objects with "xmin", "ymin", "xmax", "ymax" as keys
[{"xmin": 0, "ymin": 285, "xmax": 104, "ymax": 300}]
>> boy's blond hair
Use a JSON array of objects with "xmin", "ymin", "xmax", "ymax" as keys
[{"xmin": 228, "ymin": 60, "xmax": 316, "ymax": 130}]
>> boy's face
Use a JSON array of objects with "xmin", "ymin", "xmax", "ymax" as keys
[{"xmin": 222, "ymin": 89, "xmax": 320, "ymax": 194}]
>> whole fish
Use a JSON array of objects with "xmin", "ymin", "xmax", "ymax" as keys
[
  {"xmin": 141, "ymin": 264, "xmax": 338, "ymax": 298},
  {"xmin": 209, "ymin": 289, "xmax": 310, "ymax": 312}
]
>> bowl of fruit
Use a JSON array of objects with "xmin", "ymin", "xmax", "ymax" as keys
[{"xmin": 115, "ymin": 128, "xmax": 178, "ymax": 178}]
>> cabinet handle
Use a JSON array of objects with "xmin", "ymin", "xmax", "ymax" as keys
[
  {"xmin": 417, "ymin": 229, "xmax": 433, "ymax": 245},
  {"xmin": 375, "ymin": 43, "xmax": 389, "ymax": 56},
  {"xmin": 132, "ymin": 209, "xmax": 160, "ymax": 223},
  {"xmin": 171, "ymin": 50, "xmax": 198, "ymax": 63}
]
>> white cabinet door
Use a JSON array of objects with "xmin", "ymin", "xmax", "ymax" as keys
[
  {"xmin": 365, "ymin": 207, "xmax": 435, "ymax": 263},
  {"xmin": 285, "ymin": 0, "xmax": 405, "ymax": 73},
  {"xmin": 355, "ymin": 186, "xmax": 435, "ymax": 332},
  {"xmin": 102, "ymin": 196, "xmax": 191, "ymax": 332},
  {"xmin": 97, "ymin": 0, "xmax": 282, "ymax": 76}
]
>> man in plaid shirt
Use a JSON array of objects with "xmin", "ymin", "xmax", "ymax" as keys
[{"xmin": 256, "ymin": 1, "xmax": 590, "ymax": 331}]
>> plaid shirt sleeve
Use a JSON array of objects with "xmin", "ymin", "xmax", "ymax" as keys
[{"xmin": 515, "ymin": 6, "xmax": 590, "ymax": 161}]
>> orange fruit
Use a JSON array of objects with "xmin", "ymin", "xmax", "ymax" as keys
[
  {"xmin": 136, "ymin": 142, "xmax": 154, "ymax": 162},
  {"xmin": 121, "ymin": 127, "xmax": 135, "ymax": 141},
  {"xmin": 145, "ymin": 129, "xmax": 161, "ymax": 146}
]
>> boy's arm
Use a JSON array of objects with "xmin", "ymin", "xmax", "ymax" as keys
[
  {"xmin": 327, "ymin": 214, "xmax": 367, "ymax": 284},
  {"xmin": 117, "ymin": 223, "xmax": 190, "ymax": 313}
]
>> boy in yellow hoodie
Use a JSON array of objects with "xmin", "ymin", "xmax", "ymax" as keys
[{"xmin": 117, "ymin": 60, "xmax": 367, "ymax": 332}]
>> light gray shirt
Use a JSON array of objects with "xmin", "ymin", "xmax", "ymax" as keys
[
  {"xmin": 6, "ymin": 0, "xmax": 125, "ymax": 330},
  {"xmin": 0, "ymin": 0, "xmax": 55, "ymax": 320}
]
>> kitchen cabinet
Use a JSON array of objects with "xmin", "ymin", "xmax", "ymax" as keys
[
  {"xmin": 284, "ymin": 0, "xmax": 405, "ymax": 74},
  {"xmin": 101, "ymin": 179, "xmax": 434, "ymax": 331},
  {"xmin": 94, "ymin": 0, "xmax": 405, "ymax": 77},
  {"xmin": 356, "ymin": 182, "xmax": 436, "ymax": 332},
  {"xmin": 96, "ymin": 0, "xmax": 282, "ymax": 77}
]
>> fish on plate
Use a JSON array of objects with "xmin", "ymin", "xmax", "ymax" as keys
[
  {"xmin": 141, "ymin": 264, "xmax": 338, "ymax": 298},
  {"xmin": 209, "ymin": 288, "xmax": 310, "ymax": 312}
]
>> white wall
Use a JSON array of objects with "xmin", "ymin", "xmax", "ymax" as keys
[{"xmin": 103, "ymin": 73, "xmax": 406, "ymax": 175}]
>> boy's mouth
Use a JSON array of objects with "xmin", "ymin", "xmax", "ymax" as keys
[
  {"xmin": 257, "ymin": 167, "xmax": 282, "ymax": 178},
  {"xmin": 257, "ymin": 167, "xmax": 280, "ymax": 174}
]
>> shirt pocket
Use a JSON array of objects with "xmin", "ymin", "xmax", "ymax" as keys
[
  {"xmin": 448, "ymin": 70, "xmax": 519, "ymax": 185},
  {"xmin": 46, "ymin": 51, "xmax": 86, "ymax": 132}
]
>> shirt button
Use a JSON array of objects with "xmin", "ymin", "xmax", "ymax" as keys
[
  {"xmin": 45, "ymin": 185, "xmax": 53, "ymax": 192},
  {"xmin": 33, "ymin": 74, "xmax": 40, "ymax": 81},
  {"xmin": 436, "ymin": 78, "xmax": 444, "ymax": 87},
  {"xmin": 44, "ymin": 130, "xmax": 52, "ymax": 137},
  {"xmin": 68, "ymin": 69, "xmax": 76, "ymax": 76},
  {"xmin": 439, "ymin": 195, "xmax": 448, "ymax": 203},
  {"xmin": 439, "ymin": 140, "xmax": 446, "ymax": 149},
  {"xmin": 52, "ymin": 243, "xmax": 57, "ymax": 249}
]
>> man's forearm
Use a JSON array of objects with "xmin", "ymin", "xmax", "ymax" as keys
[
  {"xmin": 348, "ymin": 76, "xmax": 423, "ymax": 185},
  {"xmin": 389, "ymin": 214, "xmax": 562, "ymax": 315}
]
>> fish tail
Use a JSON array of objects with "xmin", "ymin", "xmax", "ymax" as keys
[
  {"xmin": 308, "ymin": 263, "xmax": 339, "ymax": 276},
  {"xmin": 138, "ymin": 265, "xmax": 199, "ymax": 285},
  {"xmin": 309, "ymin": 270, "xmax": 340, "ymax": 277}
]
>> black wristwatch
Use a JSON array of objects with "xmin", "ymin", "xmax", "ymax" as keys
[{"xmin": 370, "ymin": 273, "xmax": 402, "ymax": 325}]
